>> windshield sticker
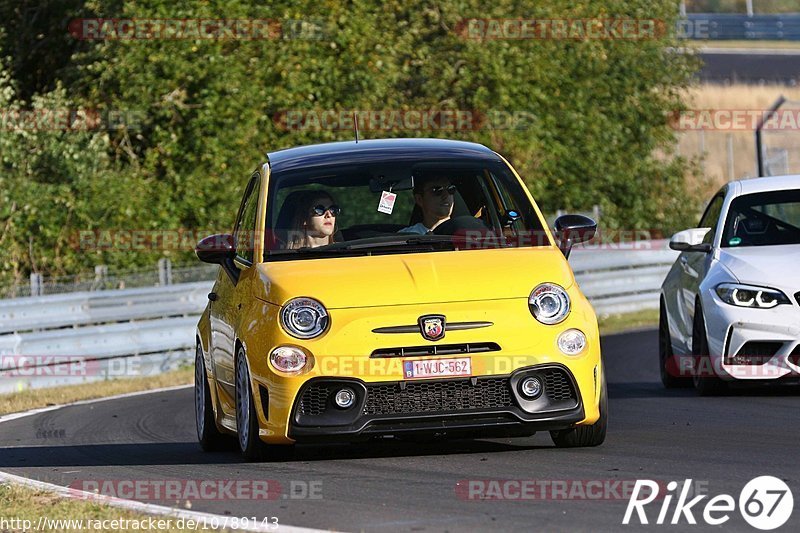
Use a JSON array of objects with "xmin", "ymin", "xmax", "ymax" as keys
[
  {"xmin": 377, "ymin": 190, "xmax": 397, "ymax": 215},
  {"xmin": 728, "ymin": 237, "xmax": 742, "ymax": 246}
]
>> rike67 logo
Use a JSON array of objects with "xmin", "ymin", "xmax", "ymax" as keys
[{"xmin": 624, "ymin": 476, "xmax": 793, "ymax": 530}]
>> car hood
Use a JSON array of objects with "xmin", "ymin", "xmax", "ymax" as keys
[
  {"xmin": 254, "ymin": 247, "xmax": 575, "ymax": 308},
  {"xmin": 718, "ymin": 244, "xmax": 800, "ymax": 293}
]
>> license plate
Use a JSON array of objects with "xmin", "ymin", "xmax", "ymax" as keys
[{"xmin": 403, "ymin": 357, "xmax": 471, "ymax": 379}]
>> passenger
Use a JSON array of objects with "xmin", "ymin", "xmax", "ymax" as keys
[
  {"xmin": 398, "ymin": 176, "xmax": 455, "ymax": 234},
  {"xmin": 285, "ymin": 191, "xmax": 340, "ymax": 249}
]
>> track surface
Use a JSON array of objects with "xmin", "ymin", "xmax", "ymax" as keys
[{"xmin": 1, "ymin": 330, "xmax": 799, "ymax": 532}]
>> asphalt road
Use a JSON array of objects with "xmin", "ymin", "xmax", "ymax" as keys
[{"xmin": 1, "ymin": 329, "xmax": 799, "ymax": 532}]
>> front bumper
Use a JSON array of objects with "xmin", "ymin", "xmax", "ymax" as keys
[
  {"xmin": 703, "ymin": 292, "xmax": 800, "ymax": 380},
  {"xmin": 287, "ymin": 364, "xmax": 585, "ymax": 442}
]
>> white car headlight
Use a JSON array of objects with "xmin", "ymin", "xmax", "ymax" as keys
[
  {"xmin": 529, "ymin": 283, "xmax": 570, "ymax": 324},
  {"xmin": 280, "ymin": 297, "xmax": 329, "ymax": 339},
  {"xmin": 715, "ymin": 283, "xmax": 790, "ymax": 309}
]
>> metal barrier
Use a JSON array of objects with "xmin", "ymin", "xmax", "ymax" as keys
[
  {"xmin": 0, "ymin": 244, "xmax": 679, "ymax": 392},
  {"xmin": 684, "ymin": 14, "xmax": 800, "ymax": 41}
]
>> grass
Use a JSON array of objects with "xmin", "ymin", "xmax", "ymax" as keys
[
  {"xmin": 0, "ymin": 483, "xmax": 234, "ymax": 532},
  {"xmin": 597, "ymin": 308, "xmax": 659, "ymax": 335},
  {"xmin": 0, "ymin": 366, "xmax": 194, "ymax": 417},
  {"xmin": 692, "ymin": 40, "xmax": 800, "ymax": 50},
  {"xmin": 679, "ymin": 84, "xmax": 800, "ymax": 197}
]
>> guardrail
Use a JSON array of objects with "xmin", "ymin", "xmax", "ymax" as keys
[
  {"xmin": 0, "ymin": 243, "xmax": 678, "ymax": 393},
  {"xmin": 684, "ymin": 14, "xmax": 800, "ymax": 41}
]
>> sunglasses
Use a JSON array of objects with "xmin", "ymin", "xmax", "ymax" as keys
[
  {"xmin": 427, "ymin": 184, "xmax": 457, "ymax": 195},
  {"xmin": 311, "ymin": 204, "xmax": 341, "ymax": 217}
]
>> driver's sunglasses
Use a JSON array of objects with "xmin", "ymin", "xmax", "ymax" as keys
[
  {"xmin": 427, "ymin": 184, "xmax": 457, "ymax": 196},
  {"xmin": 311, "ymin": 204, "xmax": 341, "ymax": 217}
]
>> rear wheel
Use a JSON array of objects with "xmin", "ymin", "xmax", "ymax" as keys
[
  {"xmin": 551, "ymin": 368, "xmax": 607, "ymax": 448},
  {"xmin": 691, "ymin": 302, "xmax": 727, "ymax": 396},
  {"xmin": 659, "ymin": 300, "xmax": 691, "ymax": 388},
  {"xmin": 195, "ymin": 344, "xmax": 229, "ymax": 451}
]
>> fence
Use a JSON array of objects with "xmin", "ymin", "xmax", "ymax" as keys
[{"xmin": 0, "ymin": 243, "xmax": 678, "ymax": 393}]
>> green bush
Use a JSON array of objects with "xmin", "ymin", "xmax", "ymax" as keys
[{"xmin": 0, "ymin": 0, "xmax": 699, "ymax": 286}]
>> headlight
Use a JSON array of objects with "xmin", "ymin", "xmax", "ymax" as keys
[
  {"xmin": 529, "ymin": 283, "xmax": 571, "ymax": 324},
  {"xmin": 280, "ymin": 297, "xmax": 329, "ymax": 339},
  {"xmin": 715, "ymin": 283, "xmax": 790, "ymax": 309}
]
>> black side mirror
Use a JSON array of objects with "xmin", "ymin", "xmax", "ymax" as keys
[
  {"xmin": 554, "ymin": 214, "xmax": 597, "ymax": 259},
  {"xmin": 196, "ymin": 233, "xmax": 239, "ymax": 284}
]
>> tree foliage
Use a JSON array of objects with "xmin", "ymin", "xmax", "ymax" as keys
[{"xmin": 0, "ymin": 0, "xmax": 700, "ymax": 286}]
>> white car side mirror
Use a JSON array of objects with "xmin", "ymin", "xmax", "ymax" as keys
[{"xmin": 669, "ymin": 228, "xmax": 712, "ymax": 252}]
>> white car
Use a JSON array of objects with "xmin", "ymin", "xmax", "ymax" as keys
[{"xmin": 660, "ymin": 175, "xmax": 800, "ymax": 394}]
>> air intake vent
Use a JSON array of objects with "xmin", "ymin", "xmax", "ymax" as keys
[
  {"xmin": 789, "ymin": 345, "xmax": 800, "ymax": 367},
  {"xmin": 726, "ymin": 341, "xmax": 782, "ymax": 365},
  {"xmin": 371, "ymin": 342, "xmax": 501, "ymax": 359}
]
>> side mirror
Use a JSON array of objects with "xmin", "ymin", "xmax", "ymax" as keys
[
  {"xmin": 554, "ymin": 214, "xmax": 597, "ymax": 259},
  {"xmin": 669, "ymin": 228, "xmax": 712, "ymax": 253},
  {"xmin": 196, "ymin": 233, "xmax": 239, "ymax": 284}
]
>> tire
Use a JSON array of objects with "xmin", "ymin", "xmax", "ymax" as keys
[
  {"xmin": 659, "ymin": 300, "xmax": 692, "ymax": 388},
  {"xmin": 195, "ymin": 344, "xmax": 230, "ymax": 451},
  {"xmin": 691, "ymin": 302, "xmax": 727, "ymax": 396},
  {"xmin": 550, "ymin": 367, "xmax": 607, "ymax": 448},
  {"xmin": 234, "ymin": 345, "xmax": 294, "ymax": 461}
]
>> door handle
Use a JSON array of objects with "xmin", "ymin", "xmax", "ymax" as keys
[{"xmin": 208, "ymin": 292, "xmax": 218, "ymax": 301}]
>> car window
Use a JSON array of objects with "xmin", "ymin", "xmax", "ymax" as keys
[
  {"xmin": 234, "ymin": 173, "xmax": 260, "ymax": 263},
  {"xmin": 264, "ymin": 159, "xmax": 547, "ymax": 260},
  {"xmin": 721, "ymin": 189, "xmax": 800, "ymax": 248}
]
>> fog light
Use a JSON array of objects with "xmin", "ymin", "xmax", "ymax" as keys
[
  {"xmin": 520, "ymin": 377, "xmax": 543, "ymax": 399},
  {"xmin": 558, "ymin": 329, "xmax": 587, "ymax": 355},
  {"xmin": 269, "ymin": 346, "xmax": 309, "ymax": 374},
  {"xmin": 334, "ymin": 388, "xmax": 356, "ymax": 409}
]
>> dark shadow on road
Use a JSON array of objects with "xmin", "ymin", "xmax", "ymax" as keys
[{"xmin": 0, "ymin": 437, "xmax": 560, "ymax": 468}]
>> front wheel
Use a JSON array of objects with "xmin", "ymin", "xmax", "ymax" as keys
[
  {"xmin": 235, "ymin": 346, "xmax": 294, "ymax": 461},
  {"xmin": 550, "ymin": 368, "xmax": 607, "ymax": 448}
]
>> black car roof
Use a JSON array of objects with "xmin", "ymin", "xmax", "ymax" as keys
[{"xmin": 266, "ymin": 138, "xmax": 501, "ymax": 173}]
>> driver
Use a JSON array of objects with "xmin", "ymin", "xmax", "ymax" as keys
[{"xmin": 398, "ymin": 175, "xmax": 455, "ymax": 234}]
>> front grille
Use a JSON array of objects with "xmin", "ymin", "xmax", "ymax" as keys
[
  {"xmin": 544, "ymin": 369, "xmax": 575, "ymax": 401},
  {"xmin": 298, "ymin": 386, "xmax": 331, "ymax": 416},
  {"xmin": 371, "ymin": 342, "xmax": 501, "ymax": 358},
  {"xmin": 297, "ymin": 368, "xmax": 578, "ymax": 418},
  {"xmin": 726, "ymin": 341, "xmax": 782, "ymax": 365},
  {"xmin": 363, "ymin": 378, "xmax": 512, "ymax": 415}
]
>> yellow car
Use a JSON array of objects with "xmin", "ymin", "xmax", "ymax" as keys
[{"xmin": 195, "ymin": 138, "xmax": 605, "ymax": 460}]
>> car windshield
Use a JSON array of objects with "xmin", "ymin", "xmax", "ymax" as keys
[
  {"xmin": 264, "ymin": 159, "xmax": 548, "ymax": 260},
  {"xmin": 721, "ymin": 189, "xmax": 800, "ymax": 248}
]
